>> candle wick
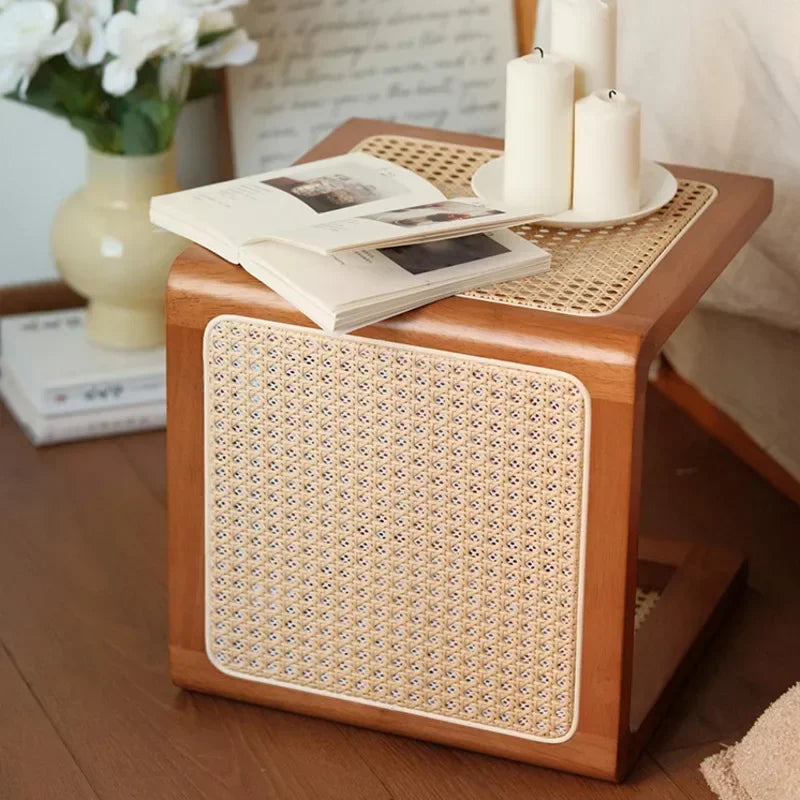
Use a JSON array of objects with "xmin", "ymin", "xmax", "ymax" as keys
[
  {"xmin": 533, "ymin": 46, "xmax": 544, "ymax": 58},
  {"xmin": 608, "ymin": 89, "xmax": 617, "ymax": 100}
]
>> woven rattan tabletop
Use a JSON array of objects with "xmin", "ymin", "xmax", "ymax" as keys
[
  {"xmin": 355, "ymin": 135, "xmax": 716, "ymax": 318},
  {"xmin": 295, "ymin": 119, "xmax": 772, "ymax": 350},
  {"xmin": 173, "ymin": 119, "xmax": 772, "ymax": 363}
]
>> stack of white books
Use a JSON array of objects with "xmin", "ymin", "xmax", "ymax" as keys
[
  {"xmin": 151, "ymin": 152, "xmax": 552, "ymax": 332},
  {"xmin": 0, "ymin": 309, "xmax": 166, "ymax": 446}
]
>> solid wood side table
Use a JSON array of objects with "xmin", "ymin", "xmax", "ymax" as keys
[{"xmin": 165, "ymin": 119, "xmax": 772, "ymax": 781}]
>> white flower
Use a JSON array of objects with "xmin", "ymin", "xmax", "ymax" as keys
[
  {"xmin": 198, "ymin": 10, "xmax": 236, "ymax": 35},
  {"xmin": 102, "ymin": 0, "xmax": 199, "ymax": 96},
  {"xmin": 65, "ymin": 0, "xmax": 112, "ymax": 68},
  {"xmin": 189, "ymin": 27, "xmax": 257, "ymax": 68},
  {"xmin": 158, "ymin": 55, "xmax": 190, "ymax": 101},
  {"xmin": 0, "ymin": 1, "xmax": 78, "ymax": 96}
]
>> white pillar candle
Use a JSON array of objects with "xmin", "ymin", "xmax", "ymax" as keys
[
  {"xmin": 503, "ymin": 50, "xmax": 574, "ymax": 213},
  {"xmin": 573, "ymin": 89, "xmax": 641, "ymax": 218},
  {"xmin": 551, "ymin": 0, "xmax": 617, "ymax": 99}
]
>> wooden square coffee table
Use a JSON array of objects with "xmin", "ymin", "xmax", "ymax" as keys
[{"xmin": 166, "ymin": 119, "xmax": 772, "ymax": 781}]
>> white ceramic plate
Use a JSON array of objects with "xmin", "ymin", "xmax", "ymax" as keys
[{"xmin": 471, "ymin": 157, "xmax": 679, "ymax": 229}]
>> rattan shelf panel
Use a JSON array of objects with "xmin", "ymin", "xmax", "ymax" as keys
[
  {"xmin": 204, "ymin": 315, "xmax": 590, "ymax": 742},
  {"xmin": 355, "ymin": 135, "xmax": 717, "ymax": 317}
]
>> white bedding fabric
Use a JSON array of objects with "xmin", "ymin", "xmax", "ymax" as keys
[
  {"xmin": 664, "ymin": 310, "xmax": 800, "ymax": 481},
  {"xmin": 536, "ymin": 0, "xmax": 800, "ymax": 331}
]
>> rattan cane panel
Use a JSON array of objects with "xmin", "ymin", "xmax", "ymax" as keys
[
  {"xmin": 354, "ymin": 135, "xmax": 717, "ymax": 316},
  {"xmin": 634, "ymin": 588, "xmax": 659, "ymax": 631},
  {"xmin": 204, "ymin": 315, "xmax": 590, "ymax": 742}
]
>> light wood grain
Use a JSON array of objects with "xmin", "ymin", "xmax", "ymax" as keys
[
  {"xmin": 0, "ymin": 280, "xmax": 84, "ymax": 316},
  {"xmin": 515, "ymin": 0, "xmax": 538, "ymax": 55}
]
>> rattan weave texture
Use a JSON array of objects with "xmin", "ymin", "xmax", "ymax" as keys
[
  {"xmin": 634, "ymin": 589, "xmax": 659, "ymax": 631},
  {"xmin": 354, "ymin": 135, "xmax": 716, "ymax": 316},
  {"xmin": 205, "ymin": 316, "xmax": 590, "ymax": 741}
]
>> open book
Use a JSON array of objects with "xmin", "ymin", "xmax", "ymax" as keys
[
  {"xmin": 150, "ymin": 152, "xmax": 544, "ymax": 258},
  {"xmin": 151, "ymin": 153, "xmax": 551, "ymax": 332}
]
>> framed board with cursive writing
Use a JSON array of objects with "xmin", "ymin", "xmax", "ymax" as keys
[{"xmin": 224, "ymin": 0, "xmax": 537, "ymax": 177}]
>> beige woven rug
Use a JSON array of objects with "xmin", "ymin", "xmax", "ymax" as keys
[
  {"xmin": 354, "ymin": 135, "xmax": 717, "ymax": 317},
  {"xmin": 702, "ymin": 683, "xmax": 800, "ymax": 800}
]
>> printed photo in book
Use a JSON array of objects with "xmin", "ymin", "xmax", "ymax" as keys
[
  {"xmin": 367, "ymin": 201, "xmax": 504, "ymax": 228},
  {"xmin": 380, "ymin": 233, "xmax": 511, "ymax": 275},
  {"xmin": 261, "ymin": 160, "xmax": 408, "ymax": 213}
]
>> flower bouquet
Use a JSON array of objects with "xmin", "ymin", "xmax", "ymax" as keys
[
  {"xmin": 0, "ymin": 0, "xmax": 258, "ymax": 349},
  {"xmin": 1, "ymin": 0, "xmax": 257, "ymax": 154}
]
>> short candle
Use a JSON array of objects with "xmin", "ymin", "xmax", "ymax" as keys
[{"xmin": 573, "ymin": 89, "xmax": 641, "ymax": 218}]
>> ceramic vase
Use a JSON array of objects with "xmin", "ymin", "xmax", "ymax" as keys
[{"xmin": 51, "ymin": 147, "xmax": 187, "ymax": 349}]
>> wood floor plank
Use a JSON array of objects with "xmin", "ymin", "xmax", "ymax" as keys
[
  {"xmin": 336, "ymin": 724, "xmax": 693, "ymax": 799},
  {"xmin": 649, "ymin": 744, "xmax": 724, "ymax": 800},
  {"xmin": 117, "ymin": 430, "xmax": 167, "ymax": 506},
  {"xmin": 0, "ymin": 641, "xmax": 98, "ymax": 800},
  {"xmin": 0, "ymin": 405, "xmax": 391, "ymax": 800}
]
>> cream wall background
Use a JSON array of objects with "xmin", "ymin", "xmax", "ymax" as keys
[{"xmin": 0, "ymin": 98, "xmax": 222, "ymax": 287}]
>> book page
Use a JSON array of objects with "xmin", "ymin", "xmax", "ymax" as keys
[
  {"xmin": 150, "ymin": 153, "xmax": 444, "ymax": 261},
  {"xmin": 228, "ymin": 0, "xmax": 517, "ymax": 175},
  {"xmin": 241, "ymin": 229, "xmax": 546, "ymax": 316},
  {"xmin": 263, "ymin": 197, "xmax": 545, "ymax": 254}
]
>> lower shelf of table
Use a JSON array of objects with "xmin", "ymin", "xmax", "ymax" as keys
[{"xmin": 627, "ymin": 537, "xmax": 747, "ymax": 771}]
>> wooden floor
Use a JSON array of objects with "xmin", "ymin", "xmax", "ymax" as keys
[{"xmin": 1, "ymin": 387, "xmax": 798, "ymax": 800}]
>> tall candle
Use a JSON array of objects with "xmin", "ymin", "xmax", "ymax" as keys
[
  {"xmin": 551, "ymin": 0, "xmax": 617, "ymax": 99},
  {"xmin": 503, "ymin": 50, "xmax": 574, "ymax": 213},
  {"xmin": 573, "ymin": 89, "xmax": 641, "ymax": 218}
]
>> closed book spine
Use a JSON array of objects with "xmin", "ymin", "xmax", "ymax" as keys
[{"xmin": 28, "ymin": 405, "xmax": 166, "ymax": 446}]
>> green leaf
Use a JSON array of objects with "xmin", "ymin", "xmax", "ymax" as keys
[
  {"xmin": 136, "ymin": 97, "xmax": 181, "ymax": 152},
  {"xmin": 197, "ymin": 28, "xmax": 235, "ymax": 48},
  {"xmin": 121, "ymin": 110, "xmax": 159, "ymax": 154},
  {"xmin": 69, "ymin": 117, "xmax": 124, "ymax": 153},
  {"xmin": 50, "ymin": 71, "xmax": 94, "ymax": 116},
  {"xmin": 17, "ymin": 61, "xmax": 69, "ymax": 116},
  {"xmin": 5, "ymin": 51, "xmax": 199, "ymax": 155}
]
